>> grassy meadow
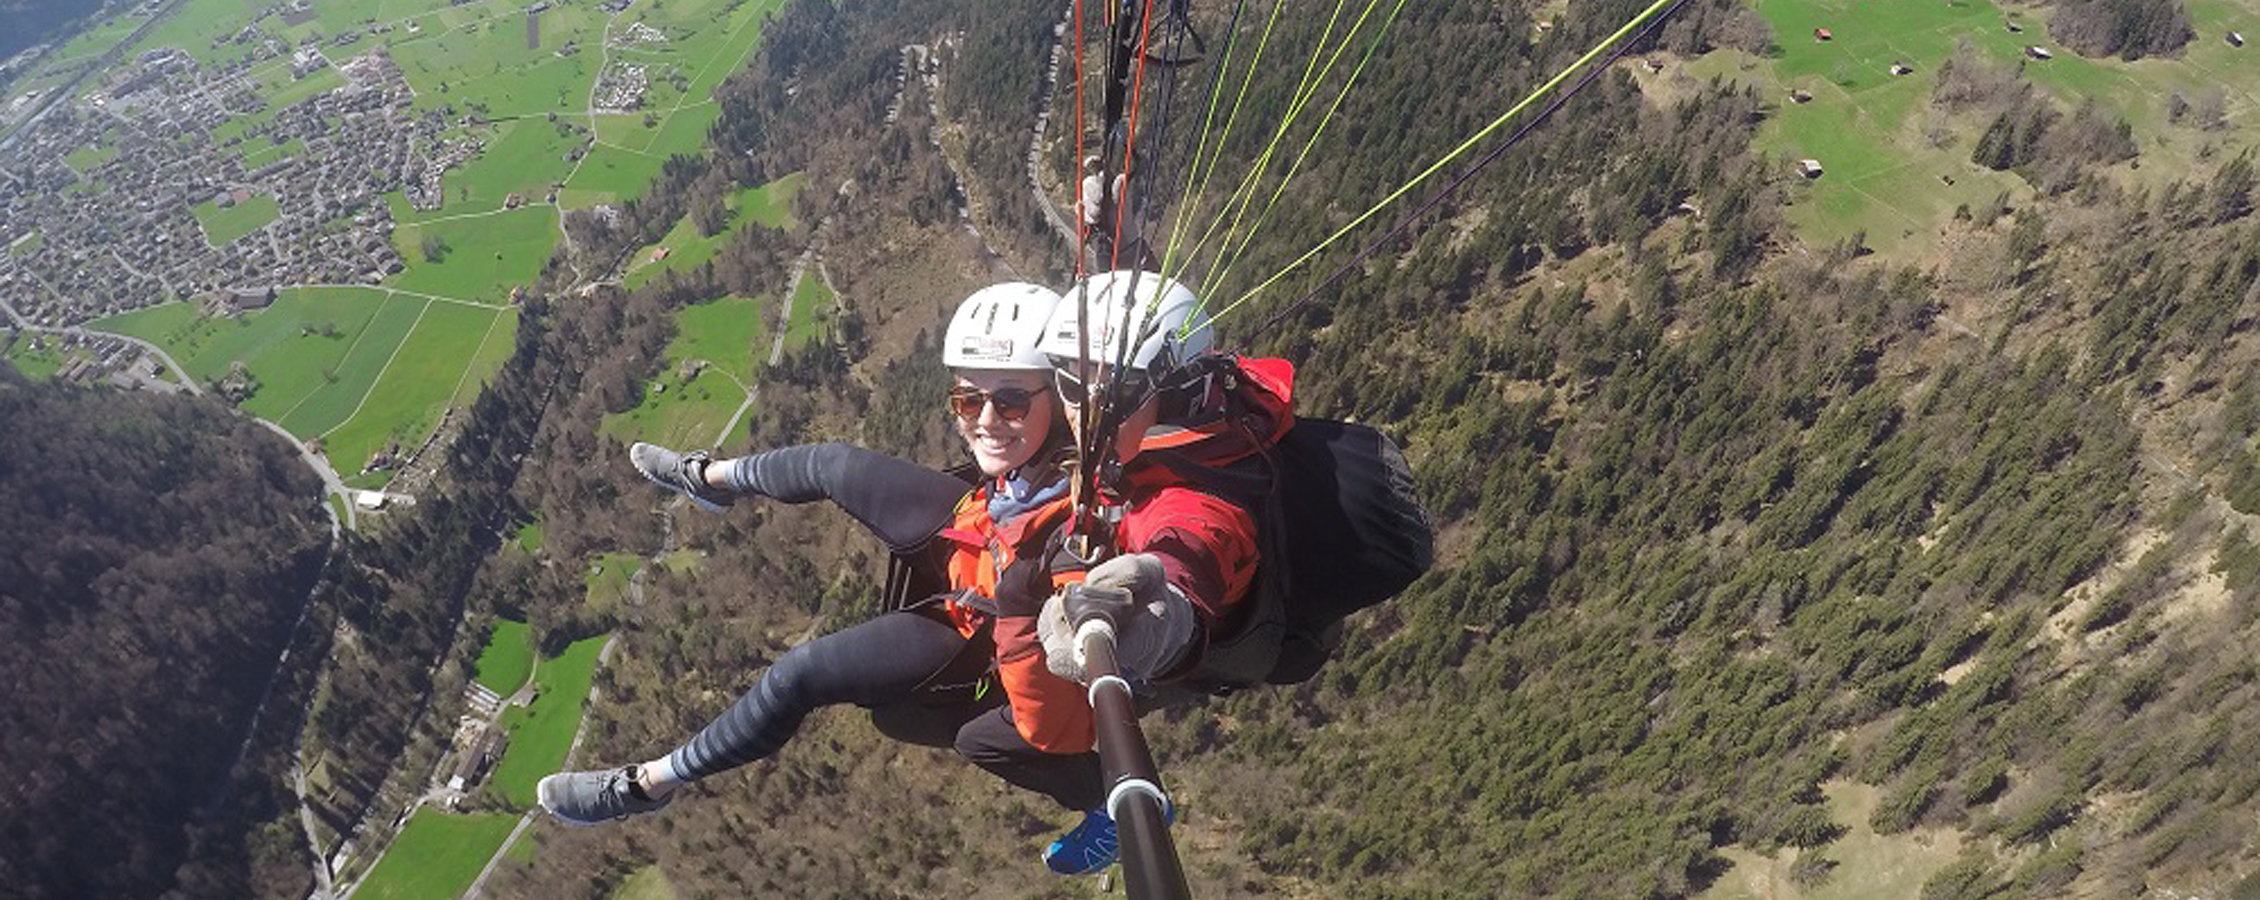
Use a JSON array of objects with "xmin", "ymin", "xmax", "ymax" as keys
[
  {"xmin": 473, "ymin": 619, "xmax": 535, "ymax": 695},
  {"xmin": 1655, "ymin": 0, "xmax": 2260, "ymax": 257},
  {"xmin": 350, "ymin": 809, "xmax": 518, "ymax": 900},
  {"xmin": 486, "ymin": 634, "xmax": 607, "ymax": 807},
  {"xmin": 190, "ymin": 194, "xmax": 281, "ymax": 247},
  {"xmin": 600, "ymin": 295, "xmax": 763, "ymax": 447},
  {"xmin": 88, "ymin": 288, "xmax": 516, "ymax": 477},
  {"xmin": 387, "ymin": 206, "xmax": 557, "ymax": 302},
  {"xmin": 622, "ymin": 173, "xmax": 804, "ymax": 288}
]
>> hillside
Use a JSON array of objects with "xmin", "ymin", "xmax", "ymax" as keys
[
  {"xmin": 464, "ymin": 0, "xmax": 2260, "ymax": 896},
  {"xmin": 0, "ymin": 362, "xmax": 330, "ymax": 900},
  {"xmin": 11, "ymin": 0, "xmax": 2257, "ymax": 896}
]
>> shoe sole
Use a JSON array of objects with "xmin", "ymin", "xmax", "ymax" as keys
[{"xmin": 630, "ymin": 443, "xmax": 729, "ymax": 514}]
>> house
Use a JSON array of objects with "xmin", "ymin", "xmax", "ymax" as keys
[
  {"xmin": 1790, "ymin": 89, "xmax": 1813, "ymax": 103},
  {"xmin": 353, "ymin": 489, "xmax": 387, "ymax": 510},
  {"xmin": 2005, "ymin": 20, "xmax": 2024, "ymax": 33},
  {"xmin": 1814, "ymin": 27, "xmax": 1833, "ymax": 41},
  {"xmin": 2025, "ymin": 45, "xmax": 2053, "ymax": 59},
  {"xmin": 1890, "ymin": 61, "xmax": 1913, "ymax": 75},
  {"xmin": 1642, "ymin": 58, "xmax": 1664, "ymax": 73},
  {"xmin": 1798, "ymin": 159, "xmax": 1825, "ymax": 179},
  {"xmin": 2231, "ymin": 31, "xmax": 2246, "ymax": 47}
]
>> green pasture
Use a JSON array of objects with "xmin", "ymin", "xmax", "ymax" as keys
[
  {"xmin": 560, "ymin": 143, "xmax": 669, "ymax": 208},
  {"xmin": 486, "ymin": 633, "xmax": 607, "ymax": 807},
  {"xmin": 88, "ymin": 287, "xmax": 412, "ymax": 428},
  {"xmin": 9, "ymin": 231, "xmax": 43, "ymax": 256},
  {"xmin": 386, "ymin": 3, "xmax": 606, "ymax": 118},
  {"xmin": 786, "ymin": 272, "xmax": 831, "ymax": 349},
  {"xmin": 190, "ymin": 194, "xmax": 281, "ymax": 247},
  {"xmin": 622, "ymin": 174, "xmax": 803, "ymax": 288},
  {"xmin": 1, "ymin": 336, "xmax": 74, "ymax": 380},
  {"xmin": 125, "ymin": 0, "xmax": 284, "ymax": 67},
  {"xmin": 321, "ymin": 300, "xmax": 516, "ymax": 476},
  {"xmin": 387, "ymin": 206, "xmax": 557, "ymax": 302},
  {"xmin": 237, "ymin": 137, "xmax": 306, "ymax": 169},
  {"xmin": 351, "ymin": 809, "xmax": 518, "ymax": 900},
  {"xmin": 657, "ymin": 548, "xmax": 705, "ymax": 575},
  {"xmin": 1698, "ymin": 781, "xmax": 1963, "ymax": 900},
  {"xmin": 594, "ymin": 0, "xmax": 785, "ymax": 156},
  {"xmin": 473, "ymin": 619, "xmax": 535, "ymax": 695},
  {"xmin": 614, "ymin": 866, "xmax": 683, "ymax": 900},
  {"xmin": 515, "ymin": 516, "xmax": 546, "ymax": 553},
  {"xmin": 308, "ymin": 0, "xmax": 465, "ymax": 37},
  {"xmin": 260, "ymin": 64, "xmax": 346, "ymax": 111},
  {"xmin": 62, "ymin": 142, "xmax": 119, "ymax": 173},
  {"xmin": 1689, "ymin": 0, "xmax": 2260, "ymax": 254},
  {"xmin": 600, "ymin": 296, "xmax": 762, "ymax": 446},
  {"xmin": 34, "ymin": 13, "xmax": 146, "ymax": 76},
  {"xmin": 584, "ymin": 552, "xmax": 644, "ymax": 613},
  {"xmin": 392, "ymin": 118, "xmax": 582, "ymax": 223}
]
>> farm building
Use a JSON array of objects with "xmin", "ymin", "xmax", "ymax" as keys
[
  {"xmin": 1790, "ymin": 88, "xmax": 1813, "ymax": 103},
  {"xmin": 2025, "ymin": 45, "xmax": 2053, "ymax": 59},
  {"xmin": 353, "ymin": 490, "xmax": 388, "ymax": 510},
  {"xmin": 2231, "ymin": 31, "xmax": 2245, "ymax": 47},
  {"xmin": 1813, "ymin": 27, "xmax": 1833, "ymax": 40},
  {"xmin": 1890, "ymin": 61, "xmax": 1912, "ymax": 75},
  {"xmin": 1798, "ymin": 159, "xmax": 1825, "ymax": 179}
]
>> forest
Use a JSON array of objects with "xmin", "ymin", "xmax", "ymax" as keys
[
  {"xmin": 10, "ymin": 0, "xmax": 2260, "ymax": 895},
  {"xmin": 0, "ymin": 363, "xmax": 329, "ymax": 900}
]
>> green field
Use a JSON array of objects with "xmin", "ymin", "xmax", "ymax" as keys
[
  {"xmin": 9, "ymin": 231, "xmax": 42, "ymax": 256},
  {"xmin": 614, "ymin": 865, "xmax": 683, "ymax": 900},
  {"xmin": 386, "ymin": 2, "xmax": 606, "ymax": 118},
  {"xmin": 473, "ymin": 619, "xmax": 535, "ymax": 695},
  {"xmin": 583, "ymin": 552, "xmax": 644, "ymax": 613},
  {"xmin": 623, "ymin": 173, "xmax": 804, "ymax": 288},
  {"xmin": 1698, "ymin": 781, "xmax": 1963, "ymax": 900},
  {"xmin": 190, "ymin": 194, "xmax": 281, "ymax": 247},
  {"xmin": 1669, "ymin": 0, "xmax": 2260, "ymax": 255},
  {"xmin": 515, "ymin": 516, "xmax": 546, "ymax": 553},
  {"xmin": 600, "ymin": 296, "xmax": 762, "ymax": 446},
  {"xmin": 62, "ymin": 142, "xmax": 119, "ymax": 173},
  {"xmin": 351, "ymin": 809, "xmax": 518, "ymax": 900},
  {"xmin": 322, "ymin": 300, "xmax": 518, "ymax": 479},
  {"xmin": 560, "ymin": 143, "xmax": 670, "ymax": 208},
  {"xmin": 387, "ymin": 206, "xmax": 557, "ymax": 301},
  {"xmin": 237, "ymin": 136, "xmax": 306, "ymax": 169},
  {"xmin": 88, "ymin": 288, "xmax": 517, "ymax": 478},
  {"xmin": 486, "ymin": 634, "xmax": 607, "ymax": 807},
  {"xmin": 786, "ymin": 271, "xmax": 831, "ymax": 349},
  {"xmin": 392, "ymin": 118, "xmax": 586, "ymax": 224},
  {"xmin": 1, "ymin": 335, "xmax": 74, "ymax": 380}
]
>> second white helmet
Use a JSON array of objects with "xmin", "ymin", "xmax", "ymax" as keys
[
  {"xmin": 1037, "ymin": 270, "xmax": 1213, "ymax": 372},
  {"xmin": 942, "ymin": 282, "xmax": 1063, "ymax": 370}
]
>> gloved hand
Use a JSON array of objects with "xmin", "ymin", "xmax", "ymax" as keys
[{"xmin": 1040, "ymin": 553, "xmax": 1197, "ymax": 685}]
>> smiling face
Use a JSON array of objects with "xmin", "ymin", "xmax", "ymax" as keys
[{"xmin": 952, "ymin": 368, "xmax": 1057, "ymax": 477}]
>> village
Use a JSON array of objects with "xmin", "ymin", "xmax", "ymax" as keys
[{"xmin": 0, "ymin": 40, "xmax": 468, "ymax": 334}]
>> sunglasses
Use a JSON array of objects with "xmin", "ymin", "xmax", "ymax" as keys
[
  {"xmin": 948, "ymin": 385, "xmax": 1041, "ymax": 421},
  {"xmin": 1054, "ymin": 366, "xmax": 1150, "ymax": 408}
]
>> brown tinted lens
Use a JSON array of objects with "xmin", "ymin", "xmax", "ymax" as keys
[{"xmin": 948, "ymin": 387, "xmax": 1036, "ymax": 421}]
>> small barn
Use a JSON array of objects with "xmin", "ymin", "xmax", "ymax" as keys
[
  {"xmin": 2230, "ymin": 31, "xmax": 2245, "ymax": 47},
  {"xmin": 1798, "ymin": 159, "xmax": 1825, "ymax": 179},
  {"xmin": 2005, "ymin": 20, "xmax": 2024, "ymax": 33},
  {"xmin": 2024, "ymin": 45, "xmax": 2053, "ymax": 59},
  {"xmin": 1790, "ymin": 88, "xmax": 1813, "ymax": 103},
  {"xmin": 1890, "ymin": 61, "xmax": 1913, "ymax": 75},
  {"xmin": 1814, "ymin": 27, "xmax": 1833, "ymax": 41}
]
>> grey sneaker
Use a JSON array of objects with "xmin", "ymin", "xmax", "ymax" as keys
[
  {"xmin": 629, "ymin": 442, "xmax": 734, "ymax": 512},
  {"xmin": 537, "ymin": 765, "xmax": 674, "ymax": 826}
]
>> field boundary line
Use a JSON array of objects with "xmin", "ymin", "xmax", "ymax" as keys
[
  {"xmin": 272, "ymin": 288, "xmax": 395, "ymax": 427},
  {"xmin": 320, "ymin": 294, "xmax": 433, "ymax": 440},
  {"xmin": 441, "ymin": 302, "xmax": 512, "ymax": 411}
]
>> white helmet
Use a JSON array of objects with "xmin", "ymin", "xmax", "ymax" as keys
[
  {"xmin": 1037, "ymin": 270, "xmax": 1213, "ymax": 372},
  {"xmin": 942, "ymin": 282, "xmax": 1063, "ymax": 370}
]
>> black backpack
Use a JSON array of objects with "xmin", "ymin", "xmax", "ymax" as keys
[{"xmin": 1148, "ymin": 413, "xmax": 1434, "ymax": 689}]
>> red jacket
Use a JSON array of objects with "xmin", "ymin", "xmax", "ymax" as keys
[{"xmin": 936, "ymin": 356, "xmax": 1295, "ymax": 753}]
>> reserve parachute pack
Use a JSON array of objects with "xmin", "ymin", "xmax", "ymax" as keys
[{"xmin": 1141, "ymin": 356, "xmax": 1434, "ymax": 689}]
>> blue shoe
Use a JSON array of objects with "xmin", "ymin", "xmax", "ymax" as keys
[{"xmin": 1042, "ymin": 810, "xmax": 1119, "ymax": 875}]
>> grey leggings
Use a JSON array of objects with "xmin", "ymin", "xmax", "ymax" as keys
[{"xmin": 663, "ymin": 609, "xmax": 1103, "ymax": 810}]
